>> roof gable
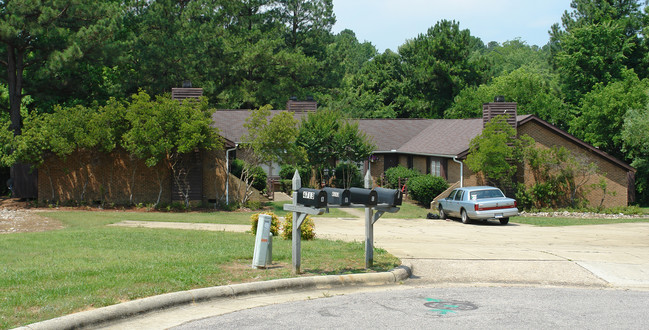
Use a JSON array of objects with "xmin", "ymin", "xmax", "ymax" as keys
[{"xmin": 517, "ymin": 115, "xmax": 634, "ymax": 172}]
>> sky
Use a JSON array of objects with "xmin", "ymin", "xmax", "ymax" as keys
[{"xmin": 331, "ymin": 0, "xmax": 571, "ymax": 52}]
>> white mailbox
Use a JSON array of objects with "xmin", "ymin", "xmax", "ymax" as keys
[{"xmin": 252, "ymin": 214, "xmax": 273, "ymax": 268}]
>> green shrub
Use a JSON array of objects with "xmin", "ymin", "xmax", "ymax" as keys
[
  {"xmin": 231, "ymin": 159, "xmax": 267, "ymax": 192},
  {"xmin": 600, "ymin": 205, "xmax": 646, "ymax": 215},
  {"xmin": 280, "ymin": 179, "xmax": 293, "ymax": 194},
  {"xmin": 244, "ymin": 200, "xmax": 263, "ymax": 210},
  {"xmin": 407, "ymin": 175, "xmax": 448, "ymax": 206},
  {"xmin": 250, "ymin": 212, "xmax": 280, "ymax": 236},
  {"xmin": 384, "ymin": 166, "xmax": 421, "ymax": 189},
  {"xmin": 333, "ymin": 163, "xmax": 362, "ymax": 188},
  {"xmin": 282, "ymin": 212, "xmax": 316, "ymax": 240},
  {"xmin": 279, "ymin": 164, "xmax": 311, "ymax": 182},
  {"xmin": 515, "ymin": 183, "xmax": 534, "ymax": 210}
]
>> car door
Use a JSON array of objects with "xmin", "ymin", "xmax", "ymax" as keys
[
  {"xmin": 450, "ymin": 190, "xmax": 464, "ymax": 216},
  {"xmin": 441, "ymin": 190, "xmax": 457, "ymax": 216}
]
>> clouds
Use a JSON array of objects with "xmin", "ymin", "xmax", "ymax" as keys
[{"xmin": 332, "ymin": 0, "xmax": 569, "ymax": 51}]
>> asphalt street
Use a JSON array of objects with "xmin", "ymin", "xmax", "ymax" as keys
[
  {"xmin": 172, "ymin": 286, "xmax": 649, "ymax": 329},
  {"xmin": 97, "ymin": 213, "xmax": 649, "ymax": 329}
]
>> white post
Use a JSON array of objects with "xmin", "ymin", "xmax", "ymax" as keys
[
  {"xmin": 364, "ymin": 170, "xmax": 374, "ymax": 268},
  {"xmin": 291, "ymin": 169, "xmax": 302, "ymax": 274}
]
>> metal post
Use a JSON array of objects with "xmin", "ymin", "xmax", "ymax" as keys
[
  {"xmin": 291, "ymin": 170, "xmax": 302, "ymax": 274},
  {"xmin": 364, "ymin": 171, "xmax": 373, "ymax": 268}
]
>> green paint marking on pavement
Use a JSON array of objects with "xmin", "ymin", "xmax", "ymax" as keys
[{"xmin": 429, "ymin": 309, "xmax": 457, "ymax": 315}]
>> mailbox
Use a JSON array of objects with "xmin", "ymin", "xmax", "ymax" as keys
[
  {"xmin": 374, "ymin": 187, "xmax": 403, "ymax": 206},
  {"xmin": 297, "ymin": 188, "xmax": 327, "ymax": 208},
  {"xmin": 323, "ymin": 187, "xmax": 351, "ymax": 206},
  {"xmin": 349, "ymin": 187, "xmax": 378, "ymax": 206}
]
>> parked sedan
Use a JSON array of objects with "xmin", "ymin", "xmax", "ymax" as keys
[{"xmin": 438, "ymin": 186, "xmax": 518, "ymax": 225}]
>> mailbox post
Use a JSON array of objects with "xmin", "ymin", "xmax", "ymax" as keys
[
  {"xmin": 283, "ymin": 169, "xmax": 399, "ymax": 273},
  {"xmin": 283, "ymin": 170, "xmax": 324, "ymax": 274},
  {"xmin": 362, "ymin": 173, "xmax": 401, "ymax": 268},
  {"xmin": 364, "ymin": 171, "xmax": 374, "ymax": 268}
]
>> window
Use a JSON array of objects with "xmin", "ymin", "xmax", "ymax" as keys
[
  {"xmin": 454, "ymin": 190, "xmax": 464, "ymax": 201},
  {"xmin": 431, "ymin": 158, "xmax": 441, "ymax": 177},
  {"xmin": 470, "ymin": 189, "xmax": 504, "ymax": 200},
  {"xmin": 407, "ymin": 155, "xmax": 413, "ymax": 169},
  {"xmin": 447, "ymin": 190, "xmax": 457, "ymax": 200}
]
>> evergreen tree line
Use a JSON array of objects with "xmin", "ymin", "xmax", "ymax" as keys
[{"xmin": 1, "ymin": 0, "xmax": 648, "ymax": 204}]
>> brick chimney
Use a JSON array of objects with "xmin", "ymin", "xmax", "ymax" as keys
[
  {"xmin": 172, "ymin": 81, "xmax": 203, "ymax": 101},
  {"xmin": 286, "ymin": 96, "xmax": 317, "ymax": 113},
  {"xmin": 483, "ymin": 96, "xmax": 517, "ymax": 129}
]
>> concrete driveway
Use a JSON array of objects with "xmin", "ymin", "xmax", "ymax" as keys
[{"xmin": 313, "ymin": 216, "xmax": 649, "ymax": 289}]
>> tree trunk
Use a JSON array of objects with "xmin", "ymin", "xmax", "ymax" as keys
[{"xmin": 6, "ymin": 44, "xmax": 25, "ymax": 136}]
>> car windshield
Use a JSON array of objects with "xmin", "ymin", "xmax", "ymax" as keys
[{"xmin": 469, "ymin": 189, "xmax": 504, "ymax": 200}]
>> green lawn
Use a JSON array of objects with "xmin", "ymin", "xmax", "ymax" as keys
[
  {"xmin": 381, "ymin": 201, "xmax": 431, "ymax": 219},
  {"xmin": 511, "ymin": 216, "xmax": 649, "ymax": 226},
  {"xmin": 0, "ymin": 211, "xmax": 400, "ymax": 329},
  {"xmin": 266, "ymin": 201, "xmax": 356, "ymax": 218},
  {"xmin": 269, "ymin": 200, "xmax": 433, "ymax": 220}
]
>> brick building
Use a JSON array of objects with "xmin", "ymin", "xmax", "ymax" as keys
[
  {"xmin": 359, "ymin": 102, "xmax": 635, "ymax": 208},
  {"xmin": 37, "ymin": 99, "xmax": 635, "ymax": 208}
]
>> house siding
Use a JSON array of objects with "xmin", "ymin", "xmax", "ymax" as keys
[
  {"xmin": 37, "ymin": 148, "xmax": 260, "ymax": 205},
  {"xmin": 518, "ymin": 121, "xmax": 629, "ymax": 208},
  {"xmin": 38, "ymin": 149, "xmax": 170, "ymax": 205},
  {"xmin": 413, "ymin": 156, "xmax": 427, "ymax": 175}
]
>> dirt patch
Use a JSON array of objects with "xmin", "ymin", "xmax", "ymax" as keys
[
  {"xmin": 216, "ymin": 260, "xmax": 295, "ymax": 284},
  {"xmin": 0, "ymin": 199, "xmax": 64, "ymax": 234}
]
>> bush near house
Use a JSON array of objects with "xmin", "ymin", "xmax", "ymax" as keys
[
  {"xmin": 407, "ymin": 175, "xmax": 448, "ymax": 206},
  {"xmin": 231, "ymin": 159, "xmax": 267, "ymax": 192},
  {"xmin": 279, "ymin": 164, "xmax": 312, "ymax": 183},
  {"xmin": 333, "ymin": 163, "xmax": 363, "ymax": 188},
  {"xmin": 384, "ymin": 165, "xmax": 421, "ymax": 189}
]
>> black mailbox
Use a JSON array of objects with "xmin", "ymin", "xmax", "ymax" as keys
[
  {"xmin": 349, "ymin": 187, "xmax": 378, "ymax": 206},
  {"xmin": 374, "ymin": 187, "xmax": 403, "ymax": 206},
  {"xmin": 297, "ymin": 188, "xmax": 327, "ymax": 208},
  {"xmin": 323, "ymin": 187, "xmax": 351, "ymax": 206}
]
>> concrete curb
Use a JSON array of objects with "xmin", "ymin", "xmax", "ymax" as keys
[{"xmin": 17, "ymin": 264, "xmax": 412, "ymax": 330}]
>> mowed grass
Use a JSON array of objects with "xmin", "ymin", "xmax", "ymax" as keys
[
  {"xmin": 0, "ymin": 211, "xmax": 400, "ymax": 329},
  {"xmin": 381, "ymin": 201, "xmax": 431, "ymax": 219},
  {"xmin": 266, "ymin": 201, "xmax": 357, "ymax": 218},
  {"xmin": 269, "ymin": 200, "xmax": 431, "ymax": 220},
  {"xmin": 511, "ymin": 216, "xmax": 649, "ymax": 226}
]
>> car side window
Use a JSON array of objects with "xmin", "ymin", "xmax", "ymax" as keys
[
  {"xmin": 447, "ymin": 190, "xmax": 457, "ymax": 200},
  {"xmin": 454, "ymin": 191, "xmax": 463, "ymax": 201}
]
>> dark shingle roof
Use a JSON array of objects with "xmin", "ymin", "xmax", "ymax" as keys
[
  {"xmin": 212, "ymin": 111, "xmax": 632, "ymax": 172},
  {"xmin": 212, "ymin": 110, "xmax": 306, "ymax": 143},
  {"xmin": 356, "ymin": 119, "xmax": 435, "ymax": 152},
  {"xmin": 398, "ymin": 119, "xmax": 483, "ymax": 156}
]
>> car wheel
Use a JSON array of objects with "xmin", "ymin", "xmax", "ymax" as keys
[
  {"xmin": 461, "ymin": 209, "xmax": 470, "ymax": 224},
  {"xmin": 438, "ymin": 205, "xmax": 446, "ymax": 219},
  {"xmin": 499, "ymin": 218, "xmax": 509, "ymax": 225}
]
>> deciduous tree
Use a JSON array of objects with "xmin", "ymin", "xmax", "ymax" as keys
[
  {"xmin": 569, "ymin": 69, "xmax": 649, "ymax": 159},
  {"xmin": 399, "ymin": 20, "xmax": 489, "ymax": 118},
  {"xmin": 465, "ymin": 115, "xmax": 533, "ymax": 189},
  {"xmin": 122, "ymin": 91, "xmax": 222, "ymax": 207}
]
